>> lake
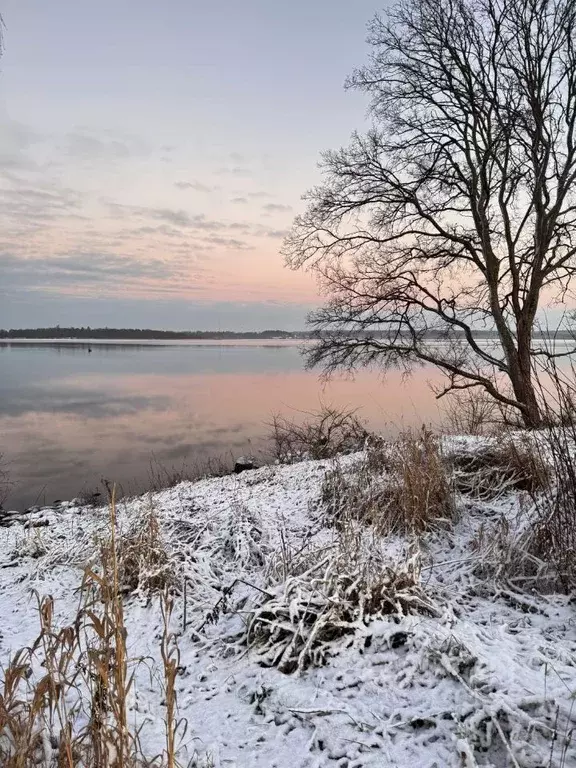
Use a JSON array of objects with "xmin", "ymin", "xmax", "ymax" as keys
[{"xmin": 0, "ymin": 339, "xmax": 447, "ymax": 509}]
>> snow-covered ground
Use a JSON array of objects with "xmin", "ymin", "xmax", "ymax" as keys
[{"xmin": 1, "ymin": 443, "xmax": 575, "ymax": 767}]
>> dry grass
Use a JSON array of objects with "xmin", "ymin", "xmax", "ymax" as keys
[
  {"xmin": 523, "ymin": 362, "xmax": 576, "ymax": 590},
  {"xmin": 461, "ymin": 360, "xmax": 576, "ymax": 592},
  {"xmin": 450, "ymin": 436, "xmax": 550, "ymax": 500},
  {"xmin": 268, "ymin": 405, "xmax": 368, "ymax": 464},
  {"xmin": 245, "ymin": 540, "xmax": 437, "ymax": 674},
  {"xmin": 0, "ymin": 453, "xmax": 13, "ymax": 509},
  {"xmin": 528, "ymin": 427, "xmax": 576, "ymax": 592},
  {"xmin": 160, "ymin": 591, "xmax": 182, "ymax": 768},
  {"xmin": 322, "ymin": 428, "xmax": 455, "ymax": 536},
  {"xmin": 0, "ymin": 493, "xmax": 183, "ymax": 767},
  {"xmin": 147, "ymin": 453, "xmax": 234, "ymax": 493},
  {"xmin": 102, "ymin": 505, "xmax": 175, "ymax": 598},
  {"xmin": 241, "ymin": 439, "xmax": 442, "ymax": 674},
  {"xmin": 470, "ymin": 504, "xmax": 553, "ymax": 590}
]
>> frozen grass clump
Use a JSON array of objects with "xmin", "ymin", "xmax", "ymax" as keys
[
  {"xmin": 243, "ymin": 533, "xmax": 438, "ymax": 674},
  {"xmin": 449, "ymin": 435, "xmax": 550, "ymax": 500},
  {"xmin": 0, "ymin": 498, "xmax": 183, "ymax": 768}
]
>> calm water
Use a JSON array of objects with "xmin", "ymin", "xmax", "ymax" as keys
[{"xmin": 0, "ymin": 340, "xmax": 446, "ymax": 509}]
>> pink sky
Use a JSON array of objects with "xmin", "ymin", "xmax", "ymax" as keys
[{"xmin": 0, "ymin": 0, "xmax": 380, "ymax": 330}]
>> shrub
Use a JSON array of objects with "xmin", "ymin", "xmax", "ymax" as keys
[
  {"xmin": 470, "ymin": 506, "xmax": 552, "ymax": 589},
  {"xmin": 528, "ymin": 426, "xmax": 576, "ymax": 591},
  {"xmin": 465, "ymin": 361, "xmax": 576, "ymax": 592},
  {"xmin": 268, "ymin": 405, "xmax": 368, "ymax": 464},
  {"xmin": 321, "ymin": 428, "xmax": 455, "ymax": 535},
  {"xmin": 0, "ymin": 454, "xmax": 13, "ymax": 509},
  {"xmin": 147, "ymin": 452, "xmax": 234, "ymax": 492},
  {"xmin": 443, "ymin": 389, "xmax": 506, "ymax": 435}
]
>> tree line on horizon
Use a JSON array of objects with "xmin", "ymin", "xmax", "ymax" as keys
[
  {"xmin": 0, "ymin": 327, "xmax": 304, "ymax": 340},
  {"xmin": 0, "ymin": 327, "xmax": 573, "ymax": 341}
]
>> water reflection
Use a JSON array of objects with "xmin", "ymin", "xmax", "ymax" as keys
[{"xmin": 0, "ymin": 341, "xmax": 445, "ymax": 509}]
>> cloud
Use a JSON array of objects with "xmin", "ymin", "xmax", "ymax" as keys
[
  {"xmin": 201, "ymin": 235, "xmax": 252, "ymax": 249},
  {"xmin": 231, "ymin": 197, "xmax": 248, "ymax": 204},
  {"xmin": 262, "ymin": 203, "xmax": 293, "ymax": 213},
  {"xmin": 247, "ymin": 191, "xmax": 273, "ymax": 199},
  {"xmin": 215, "ymin": 166, "xmax": 253, "ymax": 178},
  {"xmin": 64, "ymin": 134, "xmax": 130, "ymax": 160},
  {"xmin": 0, "ymin": 119, "xmax": 42, "ymax": 171},
  {"xmin": 58, "ymin": 129, "xmax": 149, "ymax": 162},
  {"xmin": 0, "ymin": 178, "xmax": 84, "ymax": 234},
  {"xmin": 125, "ymin": 225, "xmax": 184, "ymax": 239},
  {"xmin": 107, "ymin": 203, "xmax": 253, "ymax": 240},
  {"xmin": 264, "ymin": 229, "xmax": 289, "ymax": 239},
  {"xmin": 0, "ymin": 251, "xmax": 184, "ymax": 291},
  {"xmin": 146, "ymin": 208, "xmax": 205, "ymax": 228},
  {"xmin": 174, "ymin": 181, "xmax": 216, "ymax": 193}
]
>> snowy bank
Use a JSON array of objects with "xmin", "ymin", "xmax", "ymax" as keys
[{"xmin": 0, "ymin": 438, "xmax": 575, "ymax": 767}]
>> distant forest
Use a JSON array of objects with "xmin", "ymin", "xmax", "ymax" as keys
[
  {"xmin": 0, "ymin": 325, "xmax": 576, "ymax": 341},
  {"xmin": 0, "ymin": 326, "xmax": 573, "ymax": 341},
  {"xmin": 0, "ymin": 327, "xmax": 304, "ymax": 340}
]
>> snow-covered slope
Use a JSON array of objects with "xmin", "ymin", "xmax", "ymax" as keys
[{"xmin": 1, "ymin": 450, "xmax": 575, "ymax": 767}]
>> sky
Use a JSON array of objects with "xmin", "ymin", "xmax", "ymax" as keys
[{"xmin": 0, "ymin": 0, "xmax": 382, "ymax": 330}]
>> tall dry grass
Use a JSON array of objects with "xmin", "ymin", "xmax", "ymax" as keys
[
  {"xmin": 462, "ymin": 357, "xmax": 576, "ymax": 591},
  {"xmin": 147, "ymin": 453, "xmax": 234, "ymax": 493},
  {"xmin": 530, "ymin": 371, "xmax": 576, "ymax": 590},
  {"xmin": 0, "ymin": 491, "xmax": 182, "ymax": 767},
  {"xmin": 105, "ymin": 505, "xmax": 175, "ymax": 598},
  {"xmin": 0, "ymin": 452, "xmax": 13, "ymax": 509},
  {"xmin": 322, "ymin": 428, "xmax": 455, "ymax": 536}
]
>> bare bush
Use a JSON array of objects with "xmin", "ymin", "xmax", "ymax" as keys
[
  {"xmin": 443, "ymin": 390, "xmax": 508, "ymax": 436},
  {"xmin": 461, "ymin": 360, "xmax": 576, "ymax": 590},
  {"xmin": 268, "ymin": 405, "xmax": 368, "ymax": 464},
  {"xmin": 529, "ymin": 427, "xmax": 576, "ymax": 591},
  {"xmin": 77, "ymin": 486, "xmax": 105, "ymax": 508},
  {"xmin": 147, "ymin": 452, "xmax": 234, "ymax": 493},
  {"xmin": 489, "ymin": 362, "xmax": 576, "ymax": 591},
  {"xmin": 322, "ymin": 428, "xmax": 455, "ymax": 535},
  {"xmin": 470, "ymin": 506, "xmax": 552, "ymax": 589}
]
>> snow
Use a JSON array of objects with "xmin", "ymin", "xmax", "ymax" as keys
[{"xmin": 1, "ymin": 445, "xmax": 575, "ymax": 767}]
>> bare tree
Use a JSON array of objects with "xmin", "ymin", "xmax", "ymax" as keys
[{"xmin": 284, "ymin": 0, "xmax": 576, "ymax": 428}]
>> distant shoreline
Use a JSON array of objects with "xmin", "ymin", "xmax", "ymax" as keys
[
  {"xmin": 0, "ymin": 337, "xmax": 307, "ymax": 347},
  {"xmin": 1, "ymin": 326, "xmax": 574, "ymax": 341},
  {"xmin": 0, "ymin": 328, "xmax": 306, "ymax": 341}
]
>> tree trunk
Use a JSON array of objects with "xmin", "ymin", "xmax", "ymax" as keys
[
  {"xmin": 509, "ymin": 342, "xmax": 542, "ymax": 429},
  {"xmin": 513, "ymin": 373, "xmax": 542, "ymax": 428}
]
